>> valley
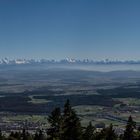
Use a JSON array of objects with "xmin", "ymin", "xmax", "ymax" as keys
[{"xmin": 0, "ymin": 64, "xmax": 139, "ymax": 132}]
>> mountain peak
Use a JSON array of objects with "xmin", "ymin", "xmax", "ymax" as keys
[{"xmin": 0, "ymin": 58, "xmax": 139, "ymax": 65}]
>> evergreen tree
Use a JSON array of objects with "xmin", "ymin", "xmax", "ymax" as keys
[
  {"xmin": 34, "ymin": 132, "xmax": 39, "ymax": 140},
  {"xmin": 34, "ymin": 130, "xmax": 45, "ymax": 140},
  {"xmin": 63, "ymin": 99, "xmax": 71, "ymax": 117},
  {"xmin": 136, "ymin": 126, "xmax": 140, "ymax": 140},
  {"xmin": 22, "ymin": 129, "xmax": 27, "ymax": 140},
  {"xmin": 22, "ymin": 129, "xmax": 33, "ymax": 140},
  {"xmin": 62, "ymin": 99, "xmax": 83, "ymax": 140},
  {"xmin": 0, "ymin": 130, "xmax": 4, "ymax": 140},
  {"xmin": 83, "ymin": 122, "xmax": 95, "ymax": 140},
  {"xmin": 94, "ymin": 129, "xmax": 106, "ymax": 140},
  {"xmin": 47, "ymin": 107, "xmax": 62, "ymax": 140},
  {"xmin": 105, "ymin": 124, "xmax": 117, "ymax": 140},
  {"xmin": 9, "ymin": 131, "xmax": 21, "ymax": 140},
  {"xmin": 38, "ymin": 130, "xmax": 44, "ymax": 140},
  {"xmin": 94, "ymin": 124, "xmax": 117, "ymax": 140},
  {"xmin": 123, "ymin": 116, "xmax": 136, "ymax": 140}
]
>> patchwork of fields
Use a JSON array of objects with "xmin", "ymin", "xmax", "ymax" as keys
[{"xmin": 0, "ymin": 64, "xmax": 140, "ymax": 128}]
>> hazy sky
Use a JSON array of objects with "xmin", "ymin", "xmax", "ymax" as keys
[{"xmin": 0, "ymin": 0, "xmax": 140, "ymax": 60}]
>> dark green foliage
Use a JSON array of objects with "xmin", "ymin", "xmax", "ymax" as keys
[
  {"xmin": 47, "ymin": 99, "xmax": 83, "ymax": 140},
  {"xmin": 94, "ymin": 129, "xmax": 106, "ymax": 140},
  {"xmin": 62, "ymin": 100, "xmax": 83, "ymax": 140},
  {"xmin": 123, "ymin": 116, "xmax": 136, "ymax": 140},
  {"xmin": 34, "ymin": 132, "xmax": 39, "ymax": 140},
  {"xmin": 0, "ymin": 130, "xmax": 5, "ymax": 140},
  {"xmin": 8, "ymin": 129, "xmax": 32, "ymax": 140},
  {"xmin": 48, "ymin": 107, "xmax": 62, "ymax": 129},
  {"xmin": 94, "ymin": 124, "xmax": 117, "ymax": 140},
  {"xmin": 63, "ymin": 99, "xmax": 71, "ymax": 117},
  {"xmin": 104, "ymin": 124, "xmax": 117, "ymax": 140},
  {"xmin": 38, "ymin": 130, "xmax": 44, "ymax": 140},
  {"xmin": 63, "ymin": 110, "xmax": 83, "ymax": 140},
  {"xmin": 9, "ymin": 131, "xmax": 22, "ymax": 140},
  {"xmin": 47, "ymin": 107, "xmax": 62, "ymax": 140},
  {"xmin": 22, "ymin": 129, "xmax": 28, "ymax": 140},
  {"xmin": 33, "ymin": 130, "xmax": 45, "ymax": 140},
  {"xmin": 83, "ymin": 122, "xmax": 95, "ymax": 140}
]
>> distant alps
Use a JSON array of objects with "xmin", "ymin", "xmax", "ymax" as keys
[{"xmin": 0, "ymin": 58, "xmax": 140, "ymax": 65}]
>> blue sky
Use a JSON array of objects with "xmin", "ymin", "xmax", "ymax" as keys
[{"xmin": 0, "ymin": 0, "xmax": 140, "ymax": 60}]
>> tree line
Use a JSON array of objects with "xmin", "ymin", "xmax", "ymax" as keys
[{"xmin": 0, "ymin": 99, "xmax": 140, "ymax": 140}]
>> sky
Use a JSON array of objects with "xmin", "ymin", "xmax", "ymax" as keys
[{"xmin": 0, "ymin": 0, "xmax": 140, "ymax": 60}]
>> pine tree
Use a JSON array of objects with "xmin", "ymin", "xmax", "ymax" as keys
[
  {"xmin": 105, "ymin": 124, "xmax": 117, "ymax": 140},
  {"xmin": 0, "ymin": 130, "xmax": 4, "ymax": 140},
  {"xmin": 94, "ymin": 129, "xmax": 106, "ymax": 140},
  {"xmin": 47, "ymin": 107, "xmax": 62, "ymax": 140},
  {"xmin": 83, "ymin": 122, "xmax": 95, "ymax": 140},
  {"xmin": 38, "ymin": 130, "xmax": 44, "ymax": 140},
  {"xmin": 34, "ymin": 132, "xmax": 39, "ymax": 140},
  {"xmin": 34, "ymin": 130, "xmax": 44, "ymax": 140},
  {"xmin": 62, "ymin": 99, "xmax": 83, "ymax": 140},
  {"xmin": 63, "ymin": 99, "xmax": 71, "ymax": 117},
  {"xmin": 136, "ymin": 126, "xmax": 140, "ymax": 140},
  {"xmin": 22, "ymin": 129, "xmax": 27, "ymax": 140},
  {"xmin": 123, "ymin": 116, "xmax": 136, "ymax": 140},
  {"xmin": 9, "ymin": 131, "xmax": 22, "ymax": 140}
]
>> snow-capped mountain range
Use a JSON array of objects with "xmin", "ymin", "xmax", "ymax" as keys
[{"xmin": 0, "ymin": 58, "xmax": 140, "ymax": 65}]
